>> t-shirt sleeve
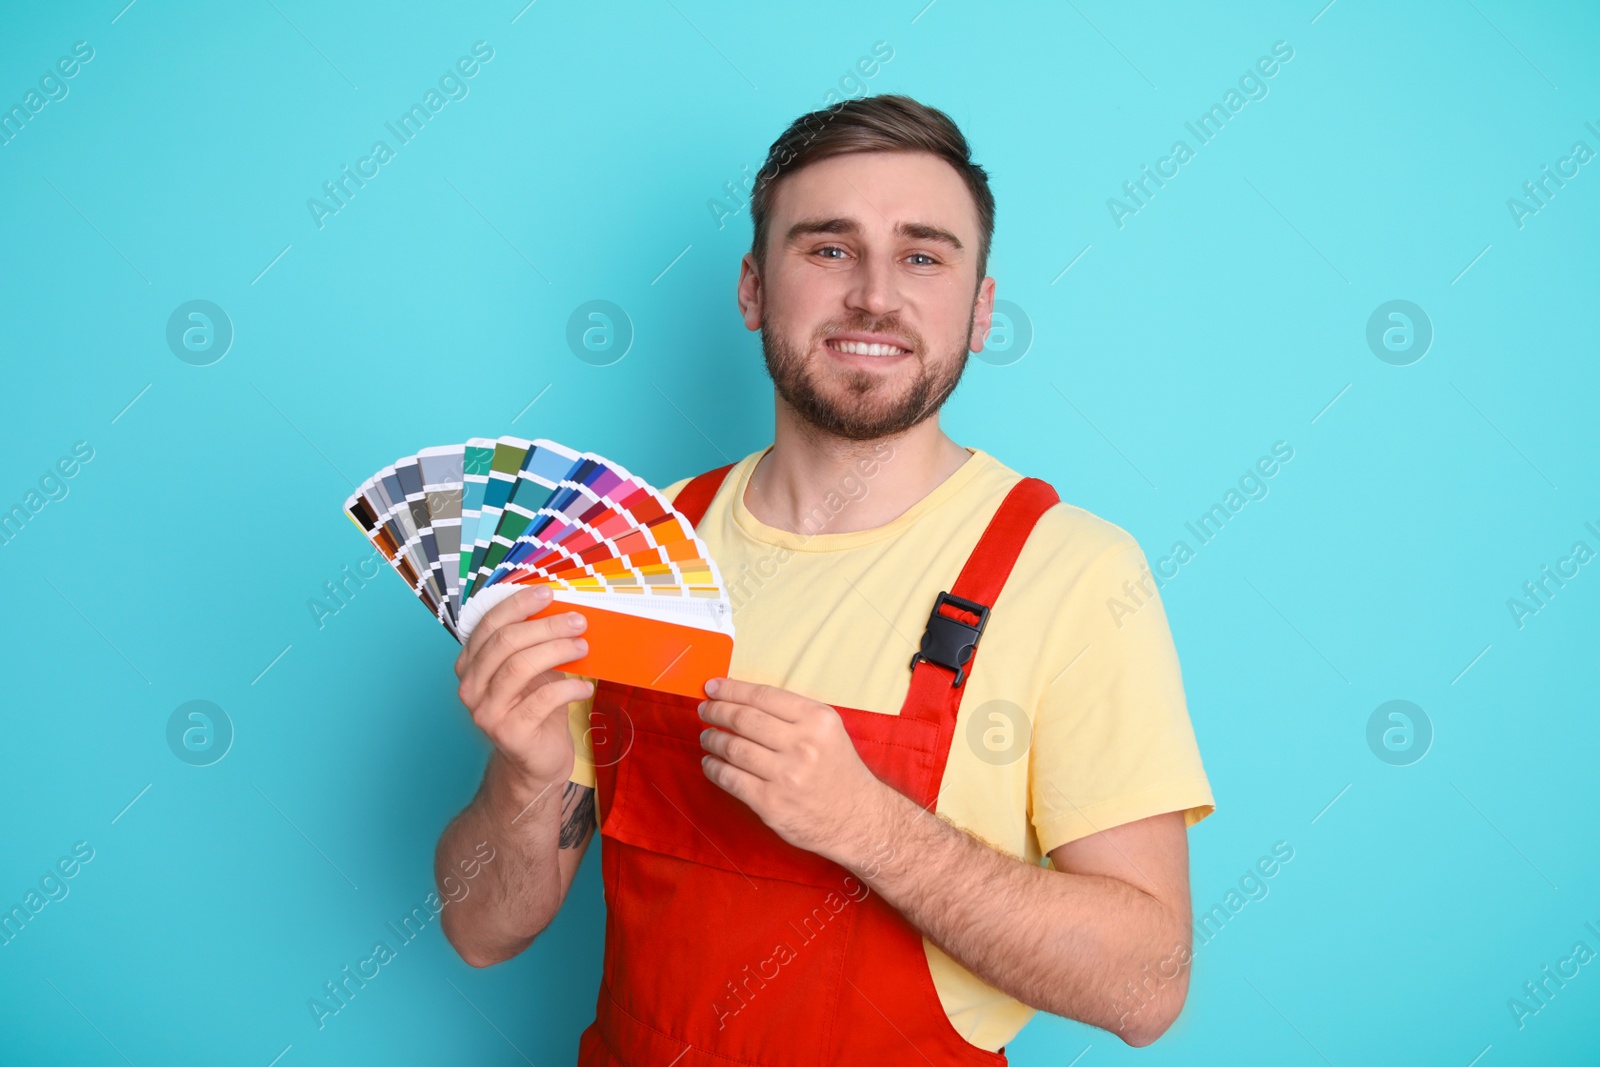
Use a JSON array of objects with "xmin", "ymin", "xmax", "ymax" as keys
[
  {"xmin": 564, "ymin": 674, "xmax": 599, "ymax": 789},
  {"xmin": 1029, "ymin": 534, "xmax": 1215, "ymax": 856}
]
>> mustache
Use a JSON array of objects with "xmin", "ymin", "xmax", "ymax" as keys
[
  {"xmin": 760, "ymin": 320, "xmax": 969, "ymax": 442},
  {"xmin": 816, "ymin": 320, "xmax": 921, "ymax": 351}
]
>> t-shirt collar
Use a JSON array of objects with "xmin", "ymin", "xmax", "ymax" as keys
[{"xmin": 728, "ymin": 444, "xmax": 990, "ymax": 552}]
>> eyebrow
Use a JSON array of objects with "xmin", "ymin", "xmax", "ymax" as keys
[{"xmin": 784, "ymin": 216, "xmax": 965, "ymax": 253}]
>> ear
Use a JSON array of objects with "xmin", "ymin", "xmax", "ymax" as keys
[
  {"xmin": 967, "ymin": 275, "xmax": 998, "ymax": 353},
  {"xmin": 737, "ymin": 252, "xmax": 763, "ymax": 332}
]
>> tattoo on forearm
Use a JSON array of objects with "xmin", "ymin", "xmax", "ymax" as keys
[{"xmin": 559, "ymin": 783, "xmax": 596, "ymax": 848}]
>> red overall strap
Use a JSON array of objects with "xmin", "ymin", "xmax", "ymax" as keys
[
  {"xmin": 901, "ymin": 476, "xmax": 1061, "ymax": 803},
  {"xmin": 669, "ymin": 459, "xmax": 1059, "ymax": 806},
  {"xmin": 671, "ymin": 463, "xmax": 735, "ymax": 527}
]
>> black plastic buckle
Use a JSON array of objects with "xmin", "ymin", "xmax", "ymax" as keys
[{"xmin": 909, "ymin": 591, "xmax": 990, "ymax": 687}]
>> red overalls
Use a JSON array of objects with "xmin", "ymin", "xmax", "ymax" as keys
[{"xmin": 578, "ymin": 462, "xmax": 1061, "ymax": 1066}]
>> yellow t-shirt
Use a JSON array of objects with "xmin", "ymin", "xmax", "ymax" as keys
[{"xmin": 564, "ymin": 443, "xmax": 1214, "ymax": 1050}]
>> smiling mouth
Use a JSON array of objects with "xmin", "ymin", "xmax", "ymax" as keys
[{"xmin": 824, "ymin": 338, "xmax": 911, "ymax": 357}]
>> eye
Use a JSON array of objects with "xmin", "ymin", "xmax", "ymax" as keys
[
  {"xmin": 814, "ymin": 245, "xmax": 848, "ymax": 260},
  {"xmin": 907, "ymin": 252, "xmax": 938, "ymax": 266}
]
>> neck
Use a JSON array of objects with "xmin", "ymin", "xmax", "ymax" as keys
[{"xmin": 743, "ymin": 406, "xmax": 973, "ymax": 535}]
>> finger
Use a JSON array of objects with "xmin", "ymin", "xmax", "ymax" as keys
[
  {"xmin": 462, "ymin": 613, "xmax": 570, "ymax": 710},
  {"xmin": 557, "ymin": 670, "xmax": 601, "ymax": 697},
  {"xmin": 699, "ymin": 723, "xmax": 778, "ymax": 780},
  {"xmin": 460, "ymin": 607, "xmax": 589, "ymax": 707},
  {"xmin": 491, "ymin": 679, "xmax": 594, "ymax": 775},
  {"xmin": 701, "ymin": 753, "xmax": 762, "ymax": 807},
  {"xmin": 495, "ymin": 674, "xmax": 595, "ymax": 751},
  {"xmin": 476, "ymin": 633, "xmax": 590, "ymax": 725},
  {"xmin": 704, "ymin": 678, "xmax": 803, "ymax": 722},
  {"xmin": 697, "ymin": 699, "xmax": 785, "ymax": 750},
  {"xmin": 459, "ymin": 585, "xmax": 545, "ymax": 684},
  {"xmin": 461, "ymin": 585, "xmax": 553, "ymax": 669},
  {"xmin": 474, "ymin": 636, "xmax": 591, "ymax": 732}
]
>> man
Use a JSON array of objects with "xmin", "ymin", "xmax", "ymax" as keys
[{"xmin": 435, "ymin": 94, "xmax": 1214, "ymax": 1061}]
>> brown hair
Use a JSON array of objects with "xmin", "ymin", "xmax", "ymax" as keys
[{"xmin": 748, "ymin": 94, "xmax": 996, "ymax": 287}]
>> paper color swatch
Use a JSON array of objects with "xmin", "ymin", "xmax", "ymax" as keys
[{"xmin": 345, "ymin": 437, "xmax": 733, "ymax": 698}]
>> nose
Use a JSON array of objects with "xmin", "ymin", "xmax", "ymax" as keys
[{"xmin": 843, "ymin": 247, "xmax": 901, "ymax": 321}]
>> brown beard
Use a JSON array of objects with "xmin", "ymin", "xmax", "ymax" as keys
[{"xmin": 759, "ymin": 310, "xmax": 973, "ymax": 442}]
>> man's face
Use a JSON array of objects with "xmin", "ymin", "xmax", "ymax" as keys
[{"xmin": 738, "ymin": 150, "xmax": 995, "ymax": 442}]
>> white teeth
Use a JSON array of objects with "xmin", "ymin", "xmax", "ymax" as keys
[{"xmin": 830, "ymin": 340, "xmax": 907, "ymax": 356}]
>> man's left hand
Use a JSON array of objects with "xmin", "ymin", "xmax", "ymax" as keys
[{"xmin": 697, "ymin": 677, "xmax": 888, "ymax": 860}]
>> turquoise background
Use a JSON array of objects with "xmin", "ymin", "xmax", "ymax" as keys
[{"xmin": 2, "ymin": 0, "xmax": 1597, "ymax": 1063}]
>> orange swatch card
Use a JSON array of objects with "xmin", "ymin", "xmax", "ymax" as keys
[{"xmin": 524, "ymin": 598, "xmax": 733, "ymax": 700}]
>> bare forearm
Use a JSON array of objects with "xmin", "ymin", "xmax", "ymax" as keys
[
  {"xmin": 435, "ymin": 753, "xmax": 569, "ymax": 967},
  {"xmin": 835, "ymin": 785, "xmax": 1188, "ymax": 1044}
]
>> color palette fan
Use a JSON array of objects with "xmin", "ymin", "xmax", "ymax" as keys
[{"xmin": 343, "ymin": 437, "xmax": 734, "ymax": 699}]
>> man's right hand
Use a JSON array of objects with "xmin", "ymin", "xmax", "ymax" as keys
[
  {"xmin": 437, "ymin": 583, "xmax": 599, "ymax": 968},
  {"xmin": 453, "ymin": 584, "xmax": 595, "ymax": 795}
]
